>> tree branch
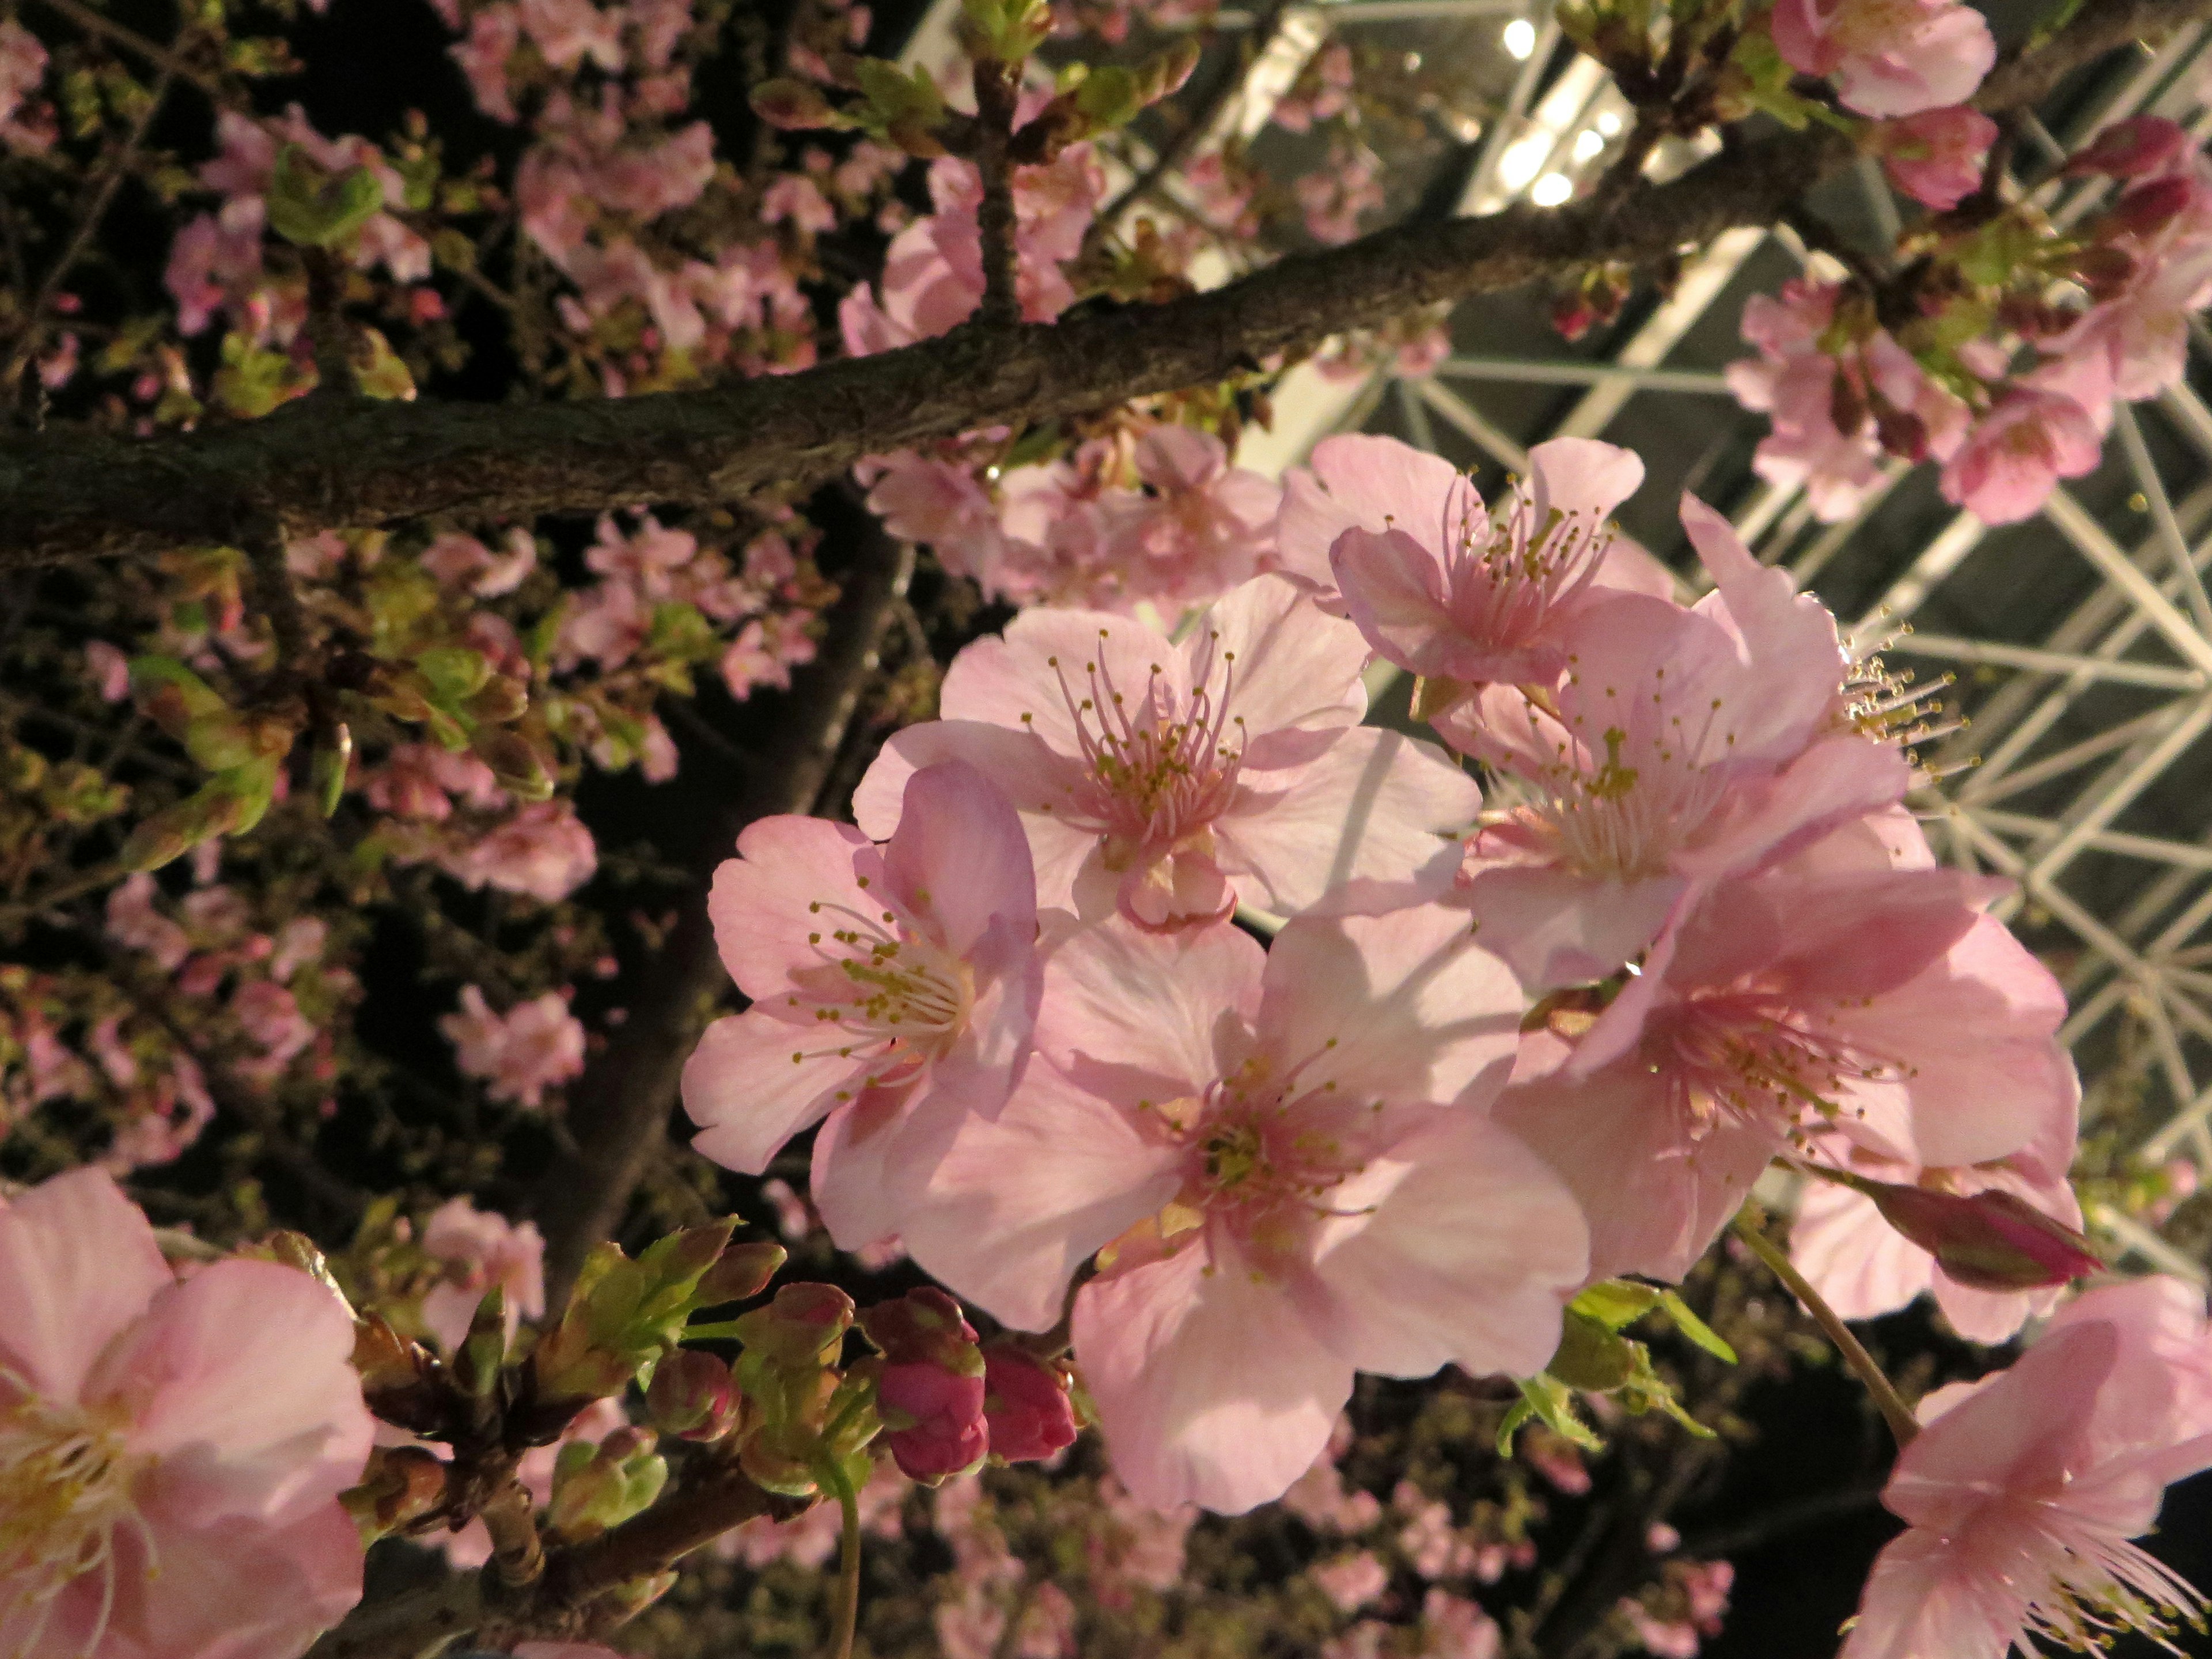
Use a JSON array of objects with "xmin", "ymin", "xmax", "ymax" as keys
[{"xmin": 0, "ymin": 0, "xmax": 2192, "ymax": 569}]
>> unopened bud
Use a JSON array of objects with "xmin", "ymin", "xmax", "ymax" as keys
[
  {"xmin": 859, "ymin": 1289, "xmax": 982, "ymax": 1371},
  {"xmin": 752, "ymin": 78, "xmax": 839, "ymax": 128},
  {"xmin": 646, "ymin": 1349, "xmax": 738, "ymax": 1441},
  {"xmin": 454, "ymin": 1287, "xmax": 507, "ymax": 1398},
  {"xmin": 2066, "ymin": 116, "xmax": 2191, "ymax": 180},
  {"xmin": 547, "ymin": 1427, "xmax": 666, "ymax": 1542},
  {"xmin": 734, "ymin": 1282, "xmax": 855, "ymax": 1366},
  {"xmin": 879, "ymin": 1358, "xmax": 988, "ymax": 1482},
  {"xmin": 342, "ymin": 1445, "xmax": 449, "ymax": 1538},
  {"xmin": 696, "ymin": 1239, "xmax": 786, "ymax": 1305},
  {"xmin": 2105, "ymin": 175, "xmax": 2197, "ymax": 240},
  {"xmin": 1862, "ymin": 1180, "xmax": 2103, "ymax": 1292},
  {"xmin": 980, "ymin": 1346, "xmax": 1078, "ymax": 1463}
]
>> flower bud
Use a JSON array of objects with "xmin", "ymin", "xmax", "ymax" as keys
[
  {"xmin": 751, "ymin": 78, "xmax": 840, "ymax": 128},
  {"xmin": 2105, "ymin": 175, "xmax": 2197, "ymax": 240},
  {"xmin": 1861, "ymin": 1181, "xmax": 2103, "ymax": 1292},
  {"xmin": 878, "ymin": 1359, "xmax": 988, "ymax": 1482},
  {"xmin": 980, "ymin": 1346, "xmax": 1078, "ymax": 1463},
  {"xmin": 547, "ymin": 1427, "xmax": 667, "ymax": 1542},
  {"xmin": 696, "ymin": 1239, "xmax": 786, "ymax": 1305},
  {"xmin": 646, "ymin": 1349, "xmax": 739, "ymax": 1441},
  {"xmin": 2066, "ymin": 115, "xmax": 2191, "ymax": 180},
  {"xmin": 342, "ymin": 1445, "xmax": 449, "ymax": 1539},
  {"xmin": 734, "ymin": 1282, "xmax": 855, "ymax": 1367},
  {"xmin": 859, "ymin": 1288, "xmax": 982, "ymax": 1371}
]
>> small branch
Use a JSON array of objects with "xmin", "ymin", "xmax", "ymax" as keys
[
  {"xmin": 32, "ymin": 0, "xmax": 224, "ymax": 95},
  {"xmin": 239, "ymin": 510, "xmax": 314, "ymax": 687},
  {"xmin": 480, "ymin": 1477, "xmax": 547, "ymax": 1589},
  {"xmin": 1732, "ymin": 1207, "xmax": 1919, "ymax": 1449},
  {"xmin": 301, "ymin": 247, "xmax": 356, "ymax": 399},
  {"xmin": 971, "ymin": 60, "xmax": 1023, "ymax": 330}
]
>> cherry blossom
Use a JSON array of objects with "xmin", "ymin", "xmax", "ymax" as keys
[
  {"xmin": 435, "ymin": 800, "xmax": 599, "ymax": 902},
  {"xmin": 896, "ymin": 909, "xmax": 1586, "ymax": 1512},
  {"xmin": 417, "ymin": 1196, "xmax": 547, "ymax": 1353},
  {"xmin": 1498, "ymin": 817, "xmax": 2078, "ymax": 1281},
  {"xmin": 1870, "ymin": 107, "xmax": 1998, "ymax": 210},
  {"xmin": 1448, "ymin": 496, "xmax": 1907, "ymax": 989},
  {"xmin": 1105, "ymin": 426, "xmax": 1282, "ymax": 605},
  {"xmin": 857, "ymin": 575, "xmax": 1482, "ymax": 931},
  {"xmin": 0, "ymin": 1168, "xmax": 372, "ymax": 1658},
  {"xmin": 0, "ymin": 21, "xmax": 52, "ymax": 154},
  {"xmin": 1938, "ymin": 388, "xmax": 2104, "ymax": 523},
  {"xmin": 681, "ymin": 760, "xmax": 1042, "ymax": 1252},
  {"xmin": 1320, "ymin": 435, "xmax": 1658, "ymax": 690},
  {"xmin": 1768, "ymin": 0, "xmax": 1995, "ymax": 118},
  {"xmin": 440, "ymin": 986, "xmax": 588, "ymax": 1109},
  {"xmin": 1841, "ymin": 1277, "xmax": 2212, "ymax": 1658}
]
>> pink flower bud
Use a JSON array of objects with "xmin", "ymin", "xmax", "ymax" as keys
[
  {"xmin": 877, "ymin": 1359, "xmax": 988, "ymax": 1480},
  {"xmin": 859, "ymin": 1287, "xmax": 980, "ymax": 1370},
  {"xmin": 733, "ymin": 1281, "xmax": 855, "ymax": 1364},
  {"xmin": 646, "ymin": 1349, "xmax": 738, "ymax": 1441},
  {"xmin": 1861, "ymin": 1181, "xmax": 2104, "ymax": 1291},
  {"xmin": 2106, "ymin": 175, "xmax": 2196, "ymax": 240},
  {"xmin": 981, "ymin": 1346, "xmax": 1078, "ymax": 1463},
  {"xmin": 2066, "ymin": 116, "xmax": 2192, "ymax": 180},
  {"xmin": 696, "ymin": 1239, "xmax": 786, "ymax": 1305}
]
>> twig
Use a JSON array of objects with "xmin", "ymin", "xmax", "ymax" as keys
[
  {"xmin": 238, "ymin": 510, "xmax": 315, "ymax": 687},
  {"xmin": 301, "ymin": 247, "xmax": 356, "ymax": 399},
  {"xmin": 480, "ymin": 1477, "xmax": 548, "ymax": 1589},
  {"xmin": 31, "ymin": 0, "xmax": 223, "ymax": 95},
  {"xmin": 971, "ymin": 60, "xmax": 1024, "ymax": 329},
  {"xmin": 1732, "ymin": 1207, "xmax": 1919, "ymax": 1449}
]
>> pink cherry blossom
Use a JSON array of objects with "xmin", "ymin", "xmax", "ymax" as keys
[
  {"xmin": 1768, "ymin": 0, "xmax": 1994, "ymax": 118},
  {"xmin": 1313, "ymin": 1550, "xmax": 1389, "ymax": 1613},
  {"xmin": 440, "ymin": 986, "xmax": 587, "ymax": 1109},
  {"xmin": 437, "ymin": 800, "xmax": 599, "ymax": 902},
  {"xmin": 1448, "ymin": 496, "xmax": 1907, "ymax": 989},
  {"xmin": 0, "ymin": 21, "xmax": 52, "ymax": 154},
  {"xmin": 418, "ymin": 1196, "xmax": 547, "ymax": 1352},
  {"xmin": 1323, "ymin": 434, "xmax": 1656, "ymax": 688},
  {"xmin": 857, "ymin": 575, "xmax": 1483, "ymax": 931},
  {"xmin": 1841, "ymin": 1277, "xmax": 2212, "ymax": 1658},
  {"xmin": 0, "ymin": 1168, "xmax": 372, "ymax": 1658},
  {"xmin": 897, "ymin": 909, "xmax": 1587, "ymax": 1512},
  {"xmin": 1938, "ymin": 388, "xmax": 2104, "ymax": 522},
  {"xmin": 1498, "ymin": 819, "xmax": 2078, "ymax": 1282},
  {"xmin": 1421, "ymin": 1589, "xmax": 1502, "ymax": 1659},
  {"xmin": 367, "ymin": 742, "xmax": 504, "ymax": 822},
  {"xmin": 1872, "ymin": 107, "xmax": 1998, "ymax": 210},
  {"xmin": 681, "ymin": 760, "xmax": 1042, "ymax": 1252},
  {"xmin": 419, "ymin": 528, "xmax": 536, "ymax": 597},
  {"xmin": 105, "ymin": 873, "xmax": 191, "ymax": 972},
  {"xmin": 1104, "ymin": 426, "xmax": 1281, "ymax": 605}
]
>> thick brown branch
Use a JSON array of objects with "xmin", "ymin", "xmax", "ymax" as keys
[{"xmin": 0, "ymin": 0, "xmax": 2194, "ymax": 569}]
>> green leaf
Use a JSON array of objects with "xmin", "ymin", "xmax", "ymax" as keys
[
  {"xmin": 1659, "ymin": 1290, "xmax": 1737, "ymax": 1363},
  {"xmin": 266, "ymin": 145, "xmax": 386, "ymax": 249},
  {"xmin": 1498, "ymin": 1373, "xmax": 1603, "ymax": 1455},
  {"xmin": 1570, "ymin": 1278, "xmax": 1664, "ymax": 1331}
]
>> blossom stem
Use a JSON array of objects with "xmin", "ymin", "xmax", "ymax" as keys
[
  {"xmin": 1732, "ymin": 1206, "xmax": 1919, "ymax": 1449},
  {"xmin": 819, "ymin": 1456, "xmax": 864, "ymax": 1659}
]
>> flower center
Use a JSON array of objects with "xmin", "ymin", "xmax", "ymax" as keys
[
  {"xmin": 1033, "ymin": 630, "xmax": 1246, "ymax": 849},
  {"xmin": 782, "ymin": 884, "xmax": 974, "ymax": 1089},
  {"xmin": 0, "ymin": 1388, "xmax": 145, "ymax": 1653},
  {"xmin": 1437, "ymin": 486, "xmax": 1612, "ymax": 650},
  {"xmin": 1652, "ymin": 987, "xmax": 1896, "ymax": 1133}
]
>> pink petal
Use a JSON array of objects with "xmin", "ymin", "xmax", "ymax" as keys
[
  {"xmin": 1453, "ymin": 862, "xmax": 1685, "ymax": 991},
  {"xmin": 901, "ymin": 1058, "xmax": 1183, "ymax": 1331},
  {"xmin": 941, "ymin": 605, "xmax": 1185, "ymax": 759},
  {"xmin": 1218, "ymin": 729, "xmax": 1481, "ymax": 918},
  {"xmin": 1257, "ymin": 907, "xmax": 1521, "ymax": 1109},
  {"xmin": 1073, "ymin": 1238, "xmax": 1351, "ymax": 1513},
  {"xmin": 1790, "ymin": 1180, "xmax": 1933, "ymax": 1324},
  {"xmin": 707, "ymin": 815, "xmax": 874, "ymax": 1000},
  {"xmin": 1330, "ymin": 527, "xmax": 1477, "ymax": 680},
  {"xmin": 1277, "ymin": 434, "xmax": 1473, "ymax": 593},
  {"xmin": 1037, "ymin": 916, "xmax": 1264, "ymax": 1090},
  {"xmin": 682, "ymin": 1012, "xmax": 862, "ymax": 1173},
  {"xmin": 1306, "ymin": 1108, "xmax": 1587, "ymax": 1379},
  {"xmin": 0, "ymin": 1166, "xmax": 171, "ymax": 1402},
  {"xmin": 1197, "ymin": 574, "xmax": 1370, "ymax": 768},
  {"xmin": 1523, "ymin": 437, "xmax": 1645, "ymax": 527},
  {"xmin": 105, "ymin": 1259, "xmax": 370, "ymax": 1527},
  {"xmin": 880, "ymin": 759, "xmax": 1037, "ymax": 960}
]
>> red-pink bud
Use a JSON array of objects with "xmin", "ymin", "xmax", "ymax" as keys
[
  {"xmin": 2066, "ymin": 116, "xmax": 2191, "ymax": 180},
  {"xmin": 981, "ymin": 1346, "xmax": 1078, "ymax": 1463},
  {"xmin": 878, "ymin": 1361, "xmax": 988, "ymax": 1481},
  {"xmin": 1862, "ymin": 1181, "xmax": 2103, "ymax": 1292},
  {"xmin": 859, "ymin": 1288, "xmax": 980, "ymax": 1371},
  {"xmin": 2106, "ymin": 175, "xmax": 2198, "ymax": 240}
]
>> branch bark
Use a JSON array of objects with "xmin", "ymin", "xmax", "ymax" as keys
[
  {"xmin": 0, "ymin": 0, "xmax": 2188, "ymax": 568},
  {"xmin": 531, "ymin": 525, "xmax": 916, "ymax": 1310}
]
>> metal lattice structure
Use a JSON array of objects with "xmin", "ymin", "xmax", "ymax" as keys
[{"xmin": 918, "ymin": 0, "xmax": 2212, "ymax": 1275}]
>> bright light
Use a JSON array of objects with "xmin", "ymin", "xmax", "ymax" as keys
[
  {"xmin": 1531, "ymin": 172, "xmax": 1574, "ymax": 206},
  {"xmin": 1596, "ymin": 109, "xmax": 1623, "ymax": 137},
  {"xmin": 1572, "ymin": 128, "xmax": 1605, "ymax": 161},
  {"xmin": 1502, "ymin": 17, "xmax": 1536, "ymax": 59},
  {"xmin": 1497, "ymin": 135, "xmax": 1548, "ymax": 192}
]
